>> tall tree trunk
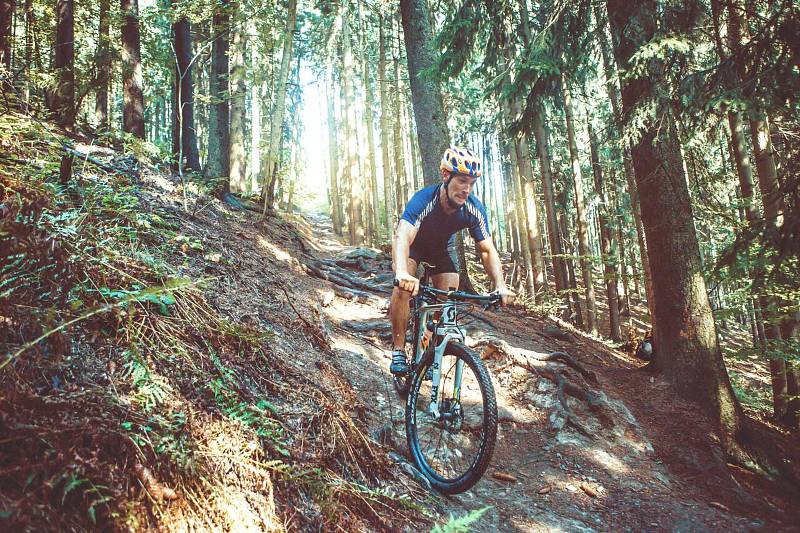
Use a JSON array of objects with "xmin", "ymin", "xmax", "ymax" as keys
[
  {"xmin": 560, "ymin": 210, "xmax": 585, "ymax": 329},
  {"xmin": 121, "ymin": 0, "xmax": 144, "ymax": 138},
  {"xmin": 399, "ymin": 0, "xmax": 449, "ymax": 185},
  {"xmin": 714, "ymin": 0, "xmax": 793, "ymax": 423},
  {"xmin": 360, "ymin": 8, "xmax": 379, "ymax": 245},
  {"xmin": 588, "ymin": 116, "xmax": 622, "ymax": 341},
  {"xmin": 532, "ymin": 109, "xmax": 569, "ymax": 304},
  {"xmin": 595, "ymin": 3, "xmax": 655, "ymax": 324},
  {"xmin": 378, "ymin": 14, "xmax": 393, "ymax": 236},
  {"xmin": 53, "ymin": 0, "xmax": 74, "ymax": 130},
  {"xmin": 172, "ymin": 14, "xmax": 200, "ymax": 171},
  {"xmin": 326, "ymin": 66, "xmax": 343, "ymax": 236},
  {"xmin": 95, "ymin": 0, "xmax": 110, "ymax": 130},
  {"xmin": 505, "ymin": 116, "xmax": 536, "ymax": 299},
  {"xmin": 392, "ymin": 34, "xmax": 407, "ymax": 223},
  {"xmin": 0, "ymin": 0, "xmax": 12, "ymax": 71},
  {"xmin": 229, "ymin": 10, "xmax": 247, "ymax": 193},
  {"xmin": 562, "ymin": 80, "xmax": 597, "ymax": 334},
  {"xmin": 751, "ymin": 115, "xmax": 791, "ymax": 421},
  {"xmin": 206, "ymin": 0, "xmax": 230, "ymax": 192},
  {"xmin": 607, "ymin": 0, "xmax": 746, "ymax": 456},
  {"xmin": 262, "ymin": 0, "xmax": 296, "ymax": 212},
  {"xmin": 342, "ymin": 19, "xmax": 364, "ymax": 245}
]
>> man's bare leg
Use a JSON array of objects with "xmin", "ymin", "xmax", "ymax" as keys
[
  {"xmin": 390, "ymin": 257, "xmax": 418, "ymax": 352},
  {"xmin": 430, "ymin": 272, "xmax": 459, "ymax": 292}
]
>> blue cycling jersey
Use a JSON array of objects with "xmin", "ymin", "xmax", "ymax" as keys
[{"xmin": 400, "ymin": 183, "xmax": 491, "ymax": 250}]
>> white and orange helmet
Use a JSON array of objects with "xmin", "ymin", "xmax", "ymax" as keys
[{"xmin": 440, "ymin": 146, "xmax": 482, "ymax": 177}]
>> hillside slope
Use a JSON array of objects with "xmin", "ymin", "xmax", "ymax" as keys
[{"xmin": 1, "ymin": 112, "xmax": 798, "ymax": 531}]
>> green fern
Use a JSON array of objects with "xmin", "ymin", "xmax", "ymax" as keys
[{"xmin": 431, "ymin": 506, "xmax": 491, "ymax": 533}]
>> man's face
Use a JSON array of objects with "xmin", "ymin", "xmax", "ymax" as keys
[{"xmin": 444, "ymin": 172, "xmax": 477, "ymax": 206}]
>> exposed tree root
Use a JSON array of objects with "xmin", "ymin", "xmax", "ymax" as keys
[
  {"xmin": 470, "ymin": 336, "xmax": 614, "ymax": 436},
  {"xmin": 303, "ymin": 259, "xmax": 391, "ymax": 295}
]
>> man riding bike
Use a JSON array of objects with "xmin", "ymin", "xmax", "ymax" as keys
[{"xmin": 389, "ymin": 146, "xmax": 515, "ymax": 375}]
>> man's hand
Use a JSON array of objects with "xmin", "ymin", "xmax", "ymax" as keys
[
  {"xmin": 497, "ymin": 286, "xmax": 516, "ymax": 307},
  {"xmin": 395, "ymin": 271, "xmax": 420, "ymax": 296}
]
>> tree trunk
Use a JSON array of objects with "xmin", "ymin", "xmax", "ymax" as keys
[
  {"xmin": 95, "ymin": 0, "xmax": 110, "ymax": 130},
  {"xmin": 206, "ymin": 0, "xmax": 230, "ymax": 192},
  {"xmin": 378, "ymin": 14, "xmax": 393, "ymax": 236},
  {"xmin": 392, "ymin": 32, "xmax": 407, "ymax": 223},
  {"xmin": 532, "ymin": 109, "xmax": 569, "ymax": 303},
  {"xmin": 588, "ymin": 117, "xmax": 622, "ymax": 341},
  {"xmin": 607, "ymin": 0, "xmax": 745, "ymax": 454},
  {"xmin": 399, "ymin": 0, "xmax": 449, "ymax": 185},
  {"xmin": 342, "ymin": 18, "xmax": 364, "ymax": 245},
  {"xmin": 121, "ymin": 0, "xmax": 144, "ymax": 138},
  {"xmin": 595, "ymin": 3, "xmax": 655, "ymax": 325},
  {"xmin": 53, "ymin": 0, "xmax": 74, "ymax": 130},
  {"xmin": 263, "ymin": 0, "xmax": 296, "ymax": 211},
  {"xmin": 0, "ymin": 0, "xmax": 12, "ymax": 71},
  {"xmin": 326, "ymin": 65, "xmax": 343, "ymax": 236},
  {"xmin": 560, "ymin": 210, "xmax": 585, "ymax": 329},
  {"xmin": 172, "ymin": 13, "xmax": 200, "ymax": 171},
  {"xmin": 505, "ymin": 116, "xmax": 536, "ymax": 299},
  {"xmin": 229, "ymin": 13, "xmax": 247, "ymax": 193},
  {"xmin": 360, "ymin": 10, "xmax": 379, "ymax": 245},
  {"xmin": 562, "ymin": 80, "xmax": 597, "ymax": 334}
]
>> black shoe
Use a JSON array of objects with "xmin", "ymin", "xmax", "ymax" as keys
[{"xmin": 390, "ymin": 350, "xmax": 408, "ymax": 375}]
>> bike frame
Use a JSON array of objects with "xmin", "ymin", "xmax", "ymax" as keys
[{"xmin": 411, "ymin": 298, "xmax": 467, "ymax": 420}]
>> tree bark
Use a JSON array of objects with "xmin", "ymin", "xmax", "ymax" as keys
[
  {"xmin": 0, "ymin": 0, "xmax": 12, "ymax": 71},
  {"xmin": 399, "ymin": 0, "xmax": 449, "ymax": 185},
  {"xmin": 262, "ymin": 0, "xmax": 296, "ymax": 211},
  {"xmin": 342, "ymin": 16, "xmax": 364, "ymax": 245},
  {"xmin": 588, "ymin": 116, "xmax": 622, "ymax": 341},
  {"xmin": 359, "ymin": 7, "xmax": 379, "ymax": 245},
  {"xmin": 121, "ymin": 0, "xmax": 144, "ymax": 138},
  {"xmin": 206, "ymin": 0, "xmax": 230, "ymax": 191},
  {"xmin": 229, "ymin": 9, "xmax": 247, "ymax": 193},
  {"xmin": 378, "ymin": 14, "xmax": 393, "ymax": 236},
  {"xmin": 607, "ymin": 0, "xmax": 745, "ymax": 452},
  {"xmin": 326, "ymin": 65, "xmax": 343, "ymax": 236},
  {"xmin": 560, "ymin": 209, "xmax": 585, "ymax": 329},
  {"xmin": 172, "ymin": 13, "xmax": 200, "ymax": 171},
  {"xmin": 53, "ymin": 0, "xmax": 74, "ymax": 130},
  {"xmin": 532, "ymin": 109, "xmax": 569, "ymax": 302},
  {"xmin": 95, "ymin": 0, "xmax": 110, "ymax": 130},
  {"xmin": 392, "ymin": 30, "xmax": 407, "ymax": 223},
  {"xmin": 505, "ymin": 115, "xmax": 536, "ymax": 299},
  {"xmin": 562, "ymin": 79, "xmax": 597, "ymax": 334},
  {"xmin": 594, "ymin": 3, "xmax": 654, "ymax": 325}
]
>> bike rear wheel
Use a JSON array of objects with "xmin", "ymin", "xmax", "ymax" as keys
[{"xmin": 405, "ymin": 341, "xmax": 497, "ymax": 494}]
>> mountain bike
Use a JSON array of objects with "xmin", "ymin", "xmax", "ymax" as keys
[{"xmin": 393, "ymin": 280, "xmax": 500, "ymax": 494}]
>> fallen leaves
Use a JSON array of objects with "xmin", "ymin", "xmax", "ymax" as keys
[{"xmin": 492, "ymin": 471, "xmax": 517, "ymax": 483}]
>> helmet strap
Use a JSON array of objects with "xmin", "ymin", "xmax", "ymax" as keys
[{"xmin": 442, "ymin": 178, "xmax": 460, "ymax": 209}]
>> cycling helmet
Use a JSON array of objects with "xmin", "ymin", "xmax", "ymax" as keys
[{"xmin": 440, "ymin": 146, "xmax": 482, "ymax": 177}]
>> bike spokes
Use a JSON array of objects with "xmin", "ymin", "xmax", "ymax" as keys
[{"xmin": 411, "ymin": 353, "xmax": 489, "ymax": 485}]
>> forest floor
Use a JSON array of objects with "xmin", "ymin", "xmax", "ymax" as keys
[
  {"xmin": 1, "ymin": 112, "xmax": 799, "ymax": 531},
  {"xmin": 299, "ymin": 215, "xmax": 800, "ymax": 532}
]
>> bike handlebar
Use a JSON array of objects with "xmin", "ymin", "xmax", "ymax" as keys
[{"xmin": 393, "ymin": 279, "xmax": 502, "ymax": 306}]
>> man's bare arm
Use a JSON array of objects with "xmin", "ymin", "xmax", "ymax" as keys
[
  {"xmin": 392, "ymin": 220, "xmax": 419, "ymax": 294},
  {"xmin": 476, "ymin": 237, "xmax": 515, "ymax": 305}
]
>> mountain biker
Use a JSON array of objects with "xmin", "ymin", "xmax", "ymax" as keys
[{"xmin": 389, "ymin": 146, "xmax": 515, "ymax": 375}]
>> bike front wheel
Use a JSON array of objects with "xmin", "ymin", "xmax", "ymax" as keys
[{"xmin": 405, "ymin": 341, "xmax": 497, "ymax": 494}]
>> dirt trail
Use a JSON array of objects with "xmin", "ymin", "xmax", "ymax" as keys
[{"xmin": 301, "ymin": 213, "xmax": 797, "ymax": 532}]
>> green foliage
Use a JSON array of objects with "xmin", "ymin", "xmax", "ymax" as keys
[
  {"xmin": 207, "ymin": 352, "xmax": 289, "ymax": 456},
  {"xmin": 123, "ymin": 350, "xmax": 172, "ymax": 412},
  {"xmin": 431, "ymin": 506, "xmax": 490, "ymax": 533}
]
